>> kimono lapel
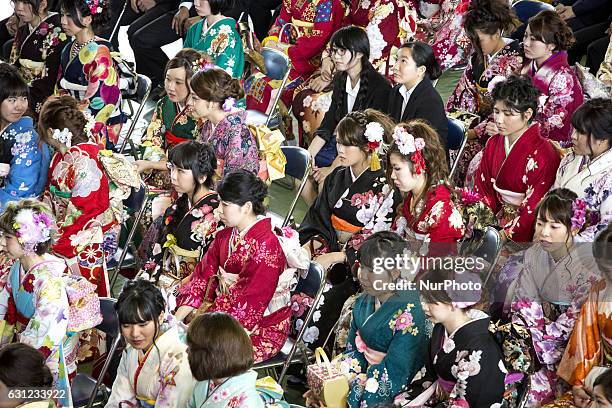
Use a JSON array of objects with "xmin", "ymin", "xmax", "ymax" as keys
[
  {"xmin": 16, "ymin": 13, "xmax": 59, "ymax": 57},
  {"xmin": 493, "ymin": 124, "xmax": 539, "ymax": 192},
  {"xmin": 558, "ymin": 149, "xmax": 612, "ymax": 191},
  {"xmin": 522, "ymin": 51, "xmax": 569, "ymax": 93}
]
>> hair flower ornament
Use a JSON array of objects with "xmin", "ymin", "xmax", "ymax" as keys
[
  {"xmin": 192, "ymin": 58, "xmax": 216, "ymax": 74},
  {"xmin": 222, "ymin": 97, "xmax": 236, "ymax": 113},
  {"xmin": 52, "ymin": 128, "xmax": 73, "ymax": 147},
  {"xmin": 392, "ymin": 126, "xmax": 426, "ymax": 174},
  {"xmin": 13, "ymin": 209, "xmax": 55, "ymax": 254},
  {"xmin": 364, "ymin": 121, "xmax": 386, "ymax": 171},
  {"xmin": 85, "ymin": 0, "xmax": 106, "ymax": 15}
]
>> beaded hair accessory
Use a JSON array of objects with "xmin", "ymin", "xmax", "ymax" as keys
[
  {"xmin": 364, "ymin": 122, "xmax": 386, "ymax": 171},
  {"xmin": 85, "ymin": 0, "xmax": 106, "ymax": 15},
  {"xmin": 13, "ymin": 209, "xmax": 55, "ymax": 254},
  {"xmin": 392, "ymin": 126, "xmax": 426, "ymax": 174},
  {"xmin": 52, "ymin": 128, "xmax": 73, "ymax": 147}
]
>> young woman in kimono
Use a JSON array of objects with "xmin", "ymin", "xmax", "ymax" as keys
[
  {"xmin": 295, "ymin": 109, "xmax": 402, "ymax": 350},
  {"xmin": 521, "ymin": 10, "xmax": 583, "ymax": 147},
  {"xmin": 56, "ymin": 0, "xmax": 123, "ymax": 149},
  {"xmin": 135, "ymin": 49, "xmax": 206, "ymax": 228},
  {"xmin": 188, "ymin": 67, "xmax": 260, "ymax": 179},
  {"xmin": 175, "ymin": 170, "xmax": 291, "ymax": 362},
  {"xmin": 306, "ymin": 232, "xmax": 428, "ymax": 408},
  {"xmin": 0, "ymin": 200, "xmax": 80, "ymax": 408},
  {"xmin": 474, "ymin": 75, "xmax": 561, "ymax": 243},
  {"xmin": 413, "ymin": 0, "xmax": 473, "ymax": 71},
  {"xmin": 106, "ymin": 279, "xmax": 196, "ymax": 407},
  {"xmin": 244, "ymin": 0, "xmax": 345, "ymax": 115},
  {"xmin": 38, "ymin": 96, "xmax": 116, "ymax": 297},
  {"xmin": 554, "ymin": 98, "xmax": 612, "ymax": 243},
  {"xmin": 183, "ymin": 0, "xmax": 244, "ymax": 78},
  {"xmin": 9, "ymin": 0, "xmax": 69, "ymax": 116},
  {"xmin": 139, "ymin": 141, "xmax": 221, "ymax": 305},
  {"xmin": 446, "ymin": 0, "xmax": 523, "ymax": 186},
  {"xmin": 297, "ymin": 27, "xmax": 392, "ymax": 205},
  {"xmin": 0, "ymin": 343, "xmax": 55, "ymax": 408},
  {"xmin": 389, "ymin": 120, "xmax": 465, "ymax": 258},
  {"xmin": 508, "ymin": 188, "xmax": 601, "ymax": 406},
  {"xmin": 187, "ymin": 312, "xmax": 264, "ymax": 407},
  {"xmin": 396, "ymin": 267, "xmax": 506, "ymax": 407},
  {"xmin": 548, "ymin": 224, "xmax": 612, "ymax": 408},
  {"xmin": 0, "ymin": 64, "xmax": 51, "ymax": 211}
]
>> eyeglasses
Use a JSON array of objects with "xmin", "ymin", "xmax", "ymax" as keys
[{"xmin": 329, "ymin": 47, "xmax": 348, "ymax": 58}]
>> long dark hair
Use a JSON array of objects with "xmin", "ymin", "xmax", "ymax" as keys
[
  {"xmin": 59, "ymin": 0, "xmax": 110, "ymax": 33},
  {"xmin": 571, "ymin": 98, "xmax": 612, "ymax": 158},
  {"xmin": 217, "ymin": 170, "xmax": 267, "ymax": 215},
  {"xmin": 0, "ymin": 63, "xmax": 29, "ymax": 107},
  {"xmin": 330, "ymin": 26, "xmax": 374, "ymax": 123},
  {"xmin": 399, "ymin": 41, "xmax": 442, "ymax": 81}
]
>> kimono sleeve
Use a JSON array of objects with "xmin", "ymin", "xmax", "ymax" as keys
[
  {"xmin": 473, "ymin": 138, "xmax": 499, "ymax": 212},
  {"xmin": 0, "ymin": 129, "xmax": 44, "ymax": 209},
  {"xmin": 536, "ymin": 70, "xmax": 582, "ymax": 143},
  {"xmin": 105, "ymin": 351, "xmax": 138, "ymax": 407},
  {"xmin": 183, "ymin": 24, "xmax": 196, "ymax": 49},
  {"xmin": 266, "ymin": 0, "xmax": 292, "ymax": 42},
  {"xmin": 313, "ymin": 78, "xmax": 343, "ymax": 142},
  {"xmin": 504, "ymin": 148, "xmax": 559, "ymax": 242},
  {"xmin": 424, "ymin": 199, "xmax": 465, "ymax": 255},
  {"xmin": 286, "ymin": 0, "xmax": 343, "ymax": 77},
  {"xmin": 82, "ymin": 43, "xmax": 121, "ymax": 127},
  {"xmin": 0, "ymin": 270, "xmax": 10, "ymax": 347},
  {"xmin": 141, "ymin": 101, "xmax": 167, "ymax": 161},
  {"xmin": 175, "ymin": 232, "xmax": 222, "ymax": 309},
  {"xmin": 345, "ymin": 303, "xmax": 426, "ymax": 407},
  {"xmin": 29, "ymin": 31, "xmax": 70, "ymax": 114},
  {"xmin": 221, "ymin": 126, "xmax": 259, "ymax": 175},
  {"xmin": 212, "ymin": 26, "xmax": 242, "ymax": 78},
  {"xmin": 19, "ymin": 274, "xmax": 70, "ymax": 366},
  {"xmin": 577, "ymin": 182, "xmax": 612, "ymax": 243},
  {"xmin": 208, "ymin": 234, "xmax": 286, "ymax": 331},
  {"xmin": 155, "ymin": 347, "xmax": 195, "ymax": 407},
  {"xmin": 446, "ymin": 60, "xmax": 477, "ymax": 113}
]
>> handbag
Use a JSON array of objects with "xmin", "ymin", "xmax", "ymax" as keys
[
  {"xmin": 63, "ymin": 273, "xmax": 103, "ymax": 333},
  {"xmin": 306, "ymin": 347, "xmax": 349, "ymax": 408},
  {"xmin": 489, "ymin": 317, "xmax": 541, "ymax": 375}
]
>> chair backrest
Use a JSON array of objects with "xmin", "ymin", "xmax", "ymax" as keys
[
  {"xmin": 281, "ymin": 146, "xmax": 310, "ymax": 181},
  {"xmin": 96, "ymin": 297, "xmax": 119, "ymax": 337},
  {"xmin": 459, "ymin": 226, "xmax": 502, "ymax": 284},
  {"xmin": 447, "ymin": 117, "xmax": 465, "ymax": 150},
  {"xmin": 135, "ymin": 74, "xmax": 152, "ymax": 103},
  {"xmin": 122, "ymin": 181, "xmax": 147, "ymax": 215},
  {"xmin": 512, "ymin": 0, "xmax": 554, "ymax": 23},
  {"xmin": 294, "ymin": 261, "xmax": 325, "ymax": 298},
  {"xmin": 262, "ymin": 47, "xmax": 290, "ymax": 81}
]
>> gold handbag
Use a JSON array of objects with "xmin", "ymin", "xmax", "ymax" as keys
[{"xmin": 306, "ymin": 348, "xmax": 349, "ymax": 408}]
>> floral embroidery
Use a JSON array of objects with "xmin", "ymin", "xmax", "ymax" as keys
[{"xmin": 389, "ymin": 304, "xmax": 419, "ymax": 335}]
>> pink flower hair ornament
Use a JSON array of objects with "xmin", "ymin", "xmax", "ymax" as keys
[
  {"xmin": 392, "ymin": 126, "xmax": 426, "ymax": 175},
  {"xmin": 84, "ymin": 0, "xmax": 106, "ymax": 15},
  {"xmin": 12, "ymin": 209, "xmax": 56, "ymax": 254},
  {"xmin": 570, "ymin": 198, "xmax": 598, "ymax": 233}
]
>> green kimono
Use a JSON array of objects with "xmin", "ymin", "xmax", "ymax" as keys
[
  {"xmin": 184, "ymin": 17, "xmax": 245, "ymax": 79},
  {"xmin": 339, "ymin": 290, "xmax": 427, "ymax": 407}
]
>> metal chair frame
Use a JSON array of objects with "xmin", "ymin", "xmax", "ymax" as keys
[
  {"xmin": 278, "ymin": 146, "xmax": 312, "ymax": 227},
  {"xmin": 448, "ymin": 117, "xmax": 468, "ymax": 181},
  {"xmin": 459, "ymin": 226, "xmax": 503, "ymax": 286},
  {"xmin": 118, "ymin": 71, "xmax": 152, "ymax": 156}
]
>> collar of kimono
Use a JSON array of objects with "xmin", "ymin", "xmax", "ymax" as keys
[{"xmin": 527, "ymin": 51, "xmax": 569, "ymax": 92}]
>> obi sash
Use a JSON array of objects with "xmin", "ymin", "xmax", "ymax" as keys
[{"xmin": 164, "ymin": 130, "xmax": 189, "ymax": 149}]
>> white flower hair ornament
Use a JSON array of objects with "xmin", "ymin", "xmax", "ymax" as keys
[
  {"xmin": 82, "ymin": 111, "xmax": 96, "ymax": 142},
  {"xmin": 364, "ymin": 121, "xmax": 386, "ymax": 171},
  {"xmin": 52, "ymin": 128, "xmax": 72, "ymax": 148},
  {"xmin": 13, "ymin": 208, "xmax": 56, "ymax": 254},
  {"xmin": 392, "ymin": 126, "xmax": 426, "ymax": 174}
]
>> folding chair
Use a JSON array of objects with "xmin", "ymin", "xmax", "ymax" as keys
[
  {"xmin": 118, "ymin": 72, "xmax": 152, "ymax": 157},
  {"xmin": 447, "ymin": 117, "xmax": 467, "ymax": 181},
  {"xmin": 108, "ymin": 182, "xmax": 149, "ymax": 297},
  {"xmin": 459, "ymin": 226, "xmax": 503, "ymax": 285},
  {"xmin": 253, "ymin": 261, "xmax": 327, "ymax": 385},
  {"xmin": 512, "ymin": 0, "xmax": 554, "ymax": 23},
  {"xmin": 71, "ymin": 298, "xmax": 121, "ymax": 408}
]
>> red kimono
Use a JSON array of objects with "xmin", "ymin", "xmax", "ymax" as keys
[
  {"xmin": 45, "ymin": 143, "xmax": 116, "ymax": 296},
  {"xmin": 474, "ymin": 124, "xmax": 561, "ymax": 242},
  {"xmin": 176, "ymin": 218, "xmax": 290, "ymax": 362},
  {"xmin": 245, "ymin": 0, "xmax": 345, "ymax": 113},
  {"xmin": 393, "ymin": 184, "xmax": 465, "ymax": 256}
]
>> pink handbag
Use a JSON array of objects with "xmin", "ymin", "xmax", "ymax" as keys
[{"xmin": 64, "ymin": 274, "xmax": 102, "ymax": 333}]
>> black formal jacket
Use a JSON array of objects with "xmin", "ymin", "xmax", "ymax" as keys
[
  {"xmin": 387, "ymin": 78, "xmax": 448, "ymax": 151},
  {"xmin": 314, "ymin": 66, "xmax": 391, "ymax": 142}
]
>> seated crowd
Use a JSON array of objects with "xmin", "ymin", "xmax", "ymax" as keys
[{"xmin": 0, "ymin": 0, "xmax": 611, "ymax": 406}]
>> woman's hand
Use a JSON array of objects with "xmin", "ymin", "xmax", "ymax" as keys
[
  {"xmin": 312, "ymin": 166, "xmax": 332, "ymax": 184},
  {"xmin": 309, "ymin": 76, "xmax": 332, "ymax": 92},
  {"xmin": 174, "ymin": 305, "xmax": 196, "ymax": 322},
  {"xmin": 484, "ymin": 122, "xmax": 499, "ymax": 137},
  {"xmin": 314, "ymin": 251, "xmax": 345, "ymax": 270},
  {"xmin": 303, "ymin": 390, "xmax": 328, "ymax": 408},
  {"xmin": 134, "ymin": 160, "xmax": 151, "ymax": 173},
  {"xmin": 572, "ymin": 386, "xmax": 592, "ymax": 408}
]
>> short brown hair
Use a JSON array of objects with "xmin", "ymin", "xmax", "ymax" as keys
[
  {"xmin": 527, "ymin": 10, "xmax": 575, "ymax": 51},
  {"xmin": 38, "ymin": 95, "xmax": 89, "ymax": 146},
  {"xmin": 387, "ymin": 120, "xmax": 449, "ymax": 192},
  {"xmin": 164, "ymin": 48, "xmax": 212, "ymax": 84},
  {"xmin": 0, "ymin": 199, "xmax": 55, "ymax": 255},
  {"xmin": 186, "ymin": 312, "xmax": 254, "ymax": 381},
  {"xmin": 189, "ymin": 68, "xmax": 244, "ymax": 104},
  {"xmin": 336, "ymin": 109, "xmax": 395, "ymax": 151}
]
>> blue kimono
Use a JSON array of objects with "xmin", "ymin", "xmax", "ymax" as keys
[
  {"xmin": 340, "ymin": 289, "xmax": 427, "ymax": 407},
  {"xmin": 0, "ymin": 116, "xmax": 50, "ymax": 209},
  {"xmin": 188, "ymin": 370, "xmax": 264, "ymax": 408}
]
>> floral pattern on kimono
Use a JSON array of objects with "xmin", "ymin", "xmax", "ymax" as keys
[
  {"xmin": 187, "ymin": 370, "xmax": 265, "ymax": 408},
  {"xmin": 9, "ymin": 13, "xmax": 69, "ymax": 114},
  {"xmin": 521, "ymin": 51, "xmax": 584, "ymax": 147},
  {"xmin": 554, "ymin": 148, "xmax": 612, "ymax": 242},
  {"xmin": 0, "ymin": 256, "xmax": 79, "ymax": 408},
  {"xmin": 411, "ymin": 0, "xmax": 472, "ymax": 71},
  {"xmin": 474, "ymin": 124, "xmax": 561, "ymax": 242},
  {"xmin": 345, "ymin": 0, "xmax": 418, "ymax": 79},
  {"xmin": 0, "ymin": 116, "xmax": 51, "ymax": 209},
  {"xmin": 177, "ymin": 218, "xmax": 290, "ymax": 362},
  {"xmin": 396, "ymin": 310, "xmax": 506, "ymax": 407},
  {"xmin": 245, "ymin": 0, "xmax": 345, "ymax": 113},
  {"xmin": 184, "ymin": 17, "xmax": 244, "ymax": 78},
  {"xmin": 198, "ymin": 110, "xmax": 259, "ymax": 177},
  {"xmin": 105, "ymin": 317, "xmax": 196, "ymax": 408},
  {"xmin": 338, "ymin": 291, "xmax": 427, "ymax": 408},
  {"xmin": 446, "ymin": 39, "xmax": 523, "ymax": 186},
  {"xmin": 510, "ymin": 244, "xmax": 601, "ymax": 406},
  {"xmin": 44, "ymin": 143, "xmax": 116, "ymax": 297},
  {"xmin": 557, "ymin": 279, "xmax": 612, "ymax": 387},
  {"xmin": 392, "ymin": 183, "xmax": 465, "ymax": 257},
  {"xmin": 57, "ymin": 39, "xmax": 123, "ymax": 148}
]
